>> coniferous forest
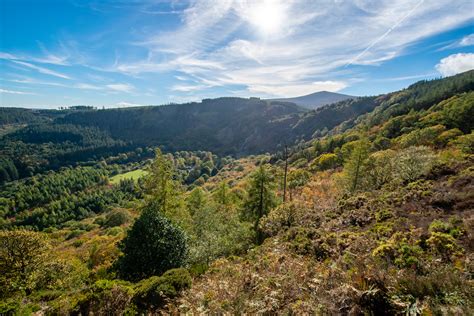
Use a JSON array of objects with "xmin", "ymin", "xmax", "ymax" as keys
[{"xmin": 0, "ymin": 70, "xmax": 473, "ymax": 314}]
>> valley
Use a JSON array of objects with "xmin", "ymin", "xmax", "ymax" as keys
[{"xmin": 0, "ymin": 71, "xmax": 473, "ymax": 314}]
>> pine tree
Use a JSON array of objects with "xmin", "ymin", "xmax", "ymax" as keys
[
  {"xmin": 242, "ymin": 164, "xmax": 277, "ymax": 244},
  {"xmin": 341, "ymin": 139, "xmax": 370, "ymax": 193}
]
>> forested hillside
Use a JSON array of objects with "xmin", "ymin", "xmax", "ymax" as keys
[{"xmin": 0, "ymin": 71, "xmax": 473, "ymax": 314}]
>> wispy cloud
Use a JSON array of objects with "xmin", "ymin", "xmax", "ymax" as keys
[
  {"xmin": 11, "ymin": 60, "xmax": 71, "ymax": 79},
  {"xmin": 107, "ymin": 0, "xmax": 473, "ymax": 97},
  {"xmin": 106, "ymin": 83, "xmax": 135, "ymax": 93},
  {"xmin": 438, "ymin": 34, "xmax": 474, "ymax": 51},
  {"xmin": 0, "ymin": 88, "xmax": 37, "ymax": 95}
]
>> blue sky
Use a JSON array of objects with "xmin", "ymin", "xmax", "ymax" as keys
[{"xmin": 0, "ymin": 0, "xmax": 473, "ymax": 108}]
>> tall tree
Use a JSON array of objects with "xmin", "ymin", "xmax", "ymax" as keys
[
  {"xmin": 144, "ymin": 149, "xmax": 189, "ymax": 227},
  {"xmin": 341, "ymin": 139, "xmax": 370, "ymax": 193},
  {"xmin": 242, "ymin": 164, "xmax": 277, "ymax": 244}
]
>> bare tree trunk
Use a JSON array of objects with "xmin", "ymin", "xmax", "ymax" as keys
[{"xmin": 283, "ymin": 145, "xmax": 288, "ymax": 203}]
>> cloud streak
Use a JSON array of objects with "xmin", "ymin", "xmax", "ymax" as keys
[{"xmin": 11, "ymin": 60, "xmax": 71, "ymax": 79}]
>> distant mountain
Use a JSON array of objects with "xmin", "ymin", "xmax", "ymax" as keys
[{"xmin": 269, "ymin": 91, "xmax": 355, "ymax": 110}]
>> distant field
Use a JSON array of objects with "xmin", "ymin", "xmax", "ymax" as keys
[{"xmin": 110, "ymin": 169, "xmax": 148, "ymax": 184}]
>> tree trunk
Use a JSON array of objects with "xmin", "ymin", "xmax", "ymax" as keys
[{"xmin": 283, "ymin": 145, "xmax": 288, "ymax": 203}]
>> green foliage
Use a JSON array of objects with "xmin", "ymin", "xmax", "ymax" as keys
[
  {"xmin": 74, "ymin": 279, "xmax": 134, "ymax": 315},
  {"xmin": 133, "ymin": 268, "xmax": 191, "ymax": 310},
  {"xmin": 242, "ymin": 164, "xmax": 278, "ymax": 244},
  {"xmin": 426, "ymin": 232, "xmax": 462, "ymax": 262},
  {"xmin": 439, "ymin": 92, "xmax": 474, "ymax": 133},
  {"xmin": 0, "ymin": 230, "xmax": 50, "ymax": 297},
  {"xmin": 188, "ymin": 187, "xmax": 252, "ymax": 265},
  {"xmin": 117, "ymin": 206, "xmax": 188, "ymax": 281},
  {"xmin": 340, "ymin": 139, "xmax": 371, "ymax": 193},
  {"xmin": 103, "ymin": 208, "xmax": 132, "ymax": 228},
  {"xmin": 283, "ymin": 227, "xmax": 330, "ymax": 261},
  {"xmin": 372, "ymin": 232, "xmax": 423, "ymax": 270},
  {"xmin": 451, "ymin": 132, "xmax": 474, "ymax": 154},
  {"xmin": 310, "ymin": 153, "xmax": 339, "ymax": 171},
  {"xmin": 393, "ymin": 146, "xmax": 436, "ymax": 183},
  {"xmin": 396, "ymin": 124, "xmax": 446, "ymax": 148},
  {"xmin": 144, "ymin": 149, "xmax": 189, "ymax": 227}
]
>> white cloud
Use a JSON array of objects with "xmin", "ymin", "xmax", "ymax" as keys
[
  {"xmin": 106, "ymin": 83, "xmax": 135, "ymax": 93},
  {"xmin": 435, "ymin": 53, "xmax": 474, "ymax": 76},
  {"xmin": 459, "ymin": 34, "xmax": 474, "ymax": 47},
  {"xmin": 74, "ymin": 83, "xmax": 103, "ymax": 90},
  {"xmin": 171, "ymin": 84, "xmax": 211, "ymax": 92},
  {"xmin": 109, "ymin": 0, "xmax": 473, "ymax": 97},
  {"xmin": 116, "ymin": 101, "xmax": 143, "ymax": 108},
  {"xmin": 11, "ymin": 60, "xmax": 71, "ymax": 79},
  {"xmin": 0, "ymin": 88, "xmax": 36, "ymax": 95}
]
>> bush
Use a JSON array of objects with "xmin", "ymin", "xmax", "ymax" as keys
[
  {"xmin": 74, "ymin": 279, "xmax": 134, "ymax": 315},
  {"xmin": 426, "ymin": 232, "xmax": 462, "ymax": 262},
  {"xmin": 103, "ymin": 208, "xmax": 132, "ymax": 228},
  {"xmin": 310, "ymin": 153, "xmax": 339, "ymax": 171},
  {"xmin": 393, "ymin": 146, "xmax": 436, "ymax": 183},
  {"xmin": 283, "ymin": 227, "xmax": 330, "ymax": 261},
  {"xmin": 372, "ymin": 232, "xmax": 422, "ymax": 270},
  {"xmin": 397, "ymin": 125, "xmax": 445, "ymax": 148},
  {"xmin": 451, "ymin": 132, "xmax": 474, "ymax": 154},
  {"xmin": 133, "ymin": 268, "xmax": 192, "ymax": 310},
  {"xmin": 116, "ymin": 206, "xmax": 188, "ymax": 281}
]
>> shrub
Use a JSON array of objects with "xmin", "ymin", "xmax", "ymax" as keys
[
  {"xmin": 450, "ymin": 132, "xmax": 474, "ymax": 154},
  {"xmin": 74, "ymin": 279, "xmax": 134, "ymax": 315},
  {"xmin": 393, "ymin": 146, "xmax": 436, "ymax": 183},
  {"xmin": 426, "ymin": 232, "xmax": 462, "ymax": 262},
  {"xmin": 396, "ymin": 125, "xmax": 446, "ymax": 148},
  {"xmin": 133, "ymin": 268, "xmax": 192, "ymax": 310},
  {"xmin": 0, "ymin": 230, "xmax": 50, "ymax": 296},
  {"xmin": 428, "ymin": 219, "xmax": 463, "ymax": 238},
  {"xmin": 283, "ymin": 227, "xmax": 330, "ymax": 261},
  {"xmin": 116, "ymin": 206, "xmax": 188, "ymax": 281},
  {"xmin": 66, "ymin": 229, "xmax": 85, "ymax": 240},
  {"xmin": 103, "ymin": 208, "xmax": 132, "ymax": 228},
  {"xmin": 372, "ymin": 232, "xmax": 422, "ymax": 270},
  {"xmin": 435, "ymin": 128, "xmax": 463, "ymax": 147},
  {"xmin": 310, "ymin": 153, "xmax": 339, "ymax": 171}
]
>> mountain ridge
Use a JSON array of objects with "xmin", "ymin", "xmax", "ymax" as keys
[{"xmin": 268, "ymin": 90, "xmax": 355, "ymax": 110}]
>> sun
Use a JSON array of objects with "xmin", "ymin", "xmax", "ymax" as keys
[{"xmin": 246, "ymin": 0, "xmax": 286, "ymax": 36}]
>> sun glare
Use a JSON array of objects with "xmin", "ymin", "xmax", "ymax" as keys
[{"xmin": 246, "ymin": 0, "xmax": 285, "ymax": 36}]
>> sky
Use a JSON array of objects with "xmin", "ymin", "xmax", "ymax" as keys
[{"xmin": 0, "ymin": 0, "xmax": 473, "ymax": 109}]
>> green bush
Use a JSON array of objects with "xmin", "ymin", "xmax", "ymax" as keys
[
  {"xmin": 310, "ymin": 153, "xmax": 339, "ymax": 171},
  {"xmin": 66, "ymin": 229, "xmax": 85, "ymax": 240},
  {"xmin": 283, "ymin": 227, "xmax": 330, "ymax": 261},
  {"xmin": 103, "ymin": 208, "xmax": 132, "ymax": 228},
  {"xmin": 393, "ymin": 146, "xmax": 436, "ymax": 183},
  {"xmin": 426, "ymin": 232, "xmax": 462, "ymax": 262},
  {"xmin": 74, "ymin": 279, "xmax": 134, "ymax": 315},
  {"xmin": 116, "ymin": 206, "xmax": 188, "ymax": 281},
  {"xmin": 133, "ymin": 268, "xmax": 192, "ymax": 310}
]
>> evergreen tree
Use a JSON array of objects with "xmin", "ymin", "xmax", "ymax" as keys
[
  {"xmin": 242, "ymin": 164, "xmax": 277, "ymax": 244},
  {"xmin": 341, "ymin": 139, "xmax": 371, "ymax": 193},
  {"xmin": 116, "ymin": 205, "xmax": 188, "ymax": 281}
]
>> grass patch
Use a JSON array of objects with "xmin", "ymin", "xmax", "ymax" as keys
[{"xmin": 110, "ymin": 169, "xmax": 148, "ymax": 184}]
